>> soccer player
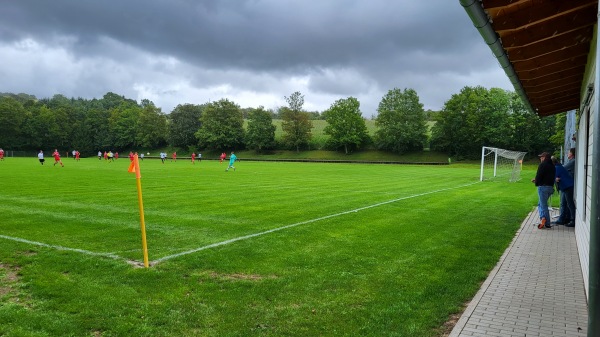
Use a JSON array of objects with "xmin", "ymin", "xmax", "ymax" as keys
[
  {"xmin": 52, "ymin": 149, "xmax": 64, "ymax": 167},
  {"xmin": 226, "ymin": 152, "xmax": 237, "ymax": 172},
  {"xmin": 160, "ymin": 152, "xmax": 166, "ymax": 164},
  {"xmin": 172, "ymin": 152, "xmax": 177, "ymax": 162},
  {"xmin": 0, "ymin": 148, "xmax": 4, "ymax": 161},
  {"xmin": 129, "ymin": 151, "xmax": 134, "ymax": 162},
  {"xmin": 191, "ymin": 152, "xmax": 196, "ymax": 164},
  {"xmin": 98, "ymin": 151, "xmax": 102, "ymax": 160},
  {"xmin": 219, "ymin": 152, "xmax": 226, "ymax": 163},
  {"xmin": 75, "ymin": 150, "xmax": 80, "ymax": 161},
  {"xmin": 38, "ymin": 150, "xmax": 45, "ymax": 165}
]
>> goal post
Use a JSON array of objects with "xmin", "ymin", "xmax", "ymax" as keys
[{"xmin": 480, "ymin": 146, "xmax": 527, "ymax": 182}]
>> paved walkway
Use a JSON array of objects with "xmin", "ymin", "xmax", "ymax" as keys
[{"xmin": 449, "ymin": 208, "xmax": 588, "ymax": 337}]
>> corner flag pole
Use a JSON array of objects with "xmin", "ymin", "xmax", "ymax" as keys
[{"xmin": 129, "ymin": 154, "xmax": 149, "ymax": 267}]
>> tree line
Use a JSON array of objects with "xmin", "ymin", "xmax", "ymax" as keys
[{"xmin": 0, "ymin": 86, "xmax": 558, "ymax": 159}]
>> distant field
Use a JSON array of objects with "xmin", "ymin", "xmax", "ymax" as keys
[
  {"xmin": 0, "ymin": 158, "xmax": 537, "ymax": 336},
  {"xmin": 258, "ymin": 119, "xmax": 433, "ymax": 149}
]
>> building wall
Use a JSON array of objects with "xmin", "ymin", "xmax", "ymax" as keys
[
  {"xmin": 576, "ymin": 98, "xmax": 594, "ymax": 295},
  {"xmin": 575, "ymin": 23, "xmax": 598, "ymax": 297}
]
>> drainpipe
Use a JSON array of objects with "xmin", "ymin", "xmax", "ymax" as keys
[
  {"xmin": 588, "ymin": 9, "xmax": 600, "ymax": 337},
  {"xmin": 459, "ymin": 0, "xmax": 536, "ymax": 114}
]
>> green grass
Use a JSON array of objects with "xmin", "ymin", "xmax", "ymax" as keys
[
  {"xmin": 168, "ymin": 149, "xmax": 451, "ymax": 164},
  {"xmin": 0, "ymin": 158, "xmax": 539, "ymax": 336},
  {"xmin": 220, "ymin": 149, "xmax": 450, "ymax": 163}
]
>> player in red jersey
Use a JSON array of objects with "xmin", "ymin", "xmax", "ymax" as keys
[
  {"xmin": 52, "ymin": 149, "xmax": 64, "ymax": 167},
  {"xmin": 75, "ymin": 151, "xmax": 80, "ymax": 161},
  {"xmin": 191, "ymin": 152, "xmax": 196, "ymax": 164},
  {"xmin": 0, "ymin": 148, "xmax": 4, "ymax": 161}
]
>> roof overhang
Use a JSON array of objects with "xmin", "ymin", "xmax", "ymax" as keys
[{"xmin": 462, "ymin": 0, "xmax": 598, "ymax": 117}]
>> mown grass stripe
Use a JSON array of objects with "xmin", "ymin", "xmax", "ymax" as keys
[{"xmin": 153, "ymin": 181, "xmax": 479, "ymax": 264}]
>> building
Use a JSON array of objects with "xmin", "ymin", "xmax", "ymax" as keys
[{"xmin": 460, "ymin": 0, "xmax": 599, "ymax": 334}]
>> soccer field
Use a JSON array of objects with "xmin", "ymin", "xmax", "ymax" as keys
[{"xmin": 0, "ymin": 158, "xmax": 538, "ymax": 336}]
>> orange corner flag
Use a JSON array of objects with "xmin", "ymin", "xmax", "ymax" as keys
[
  {"xmin": 128, "ymin": 153, "xmax": 148, "ymax": 267},
  {"xmin": 127, "ymin": 155, "xmax": 141, "ymax": 179}
]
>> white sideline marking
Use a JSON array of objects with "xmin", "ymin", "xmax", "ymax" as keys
[
  {"xmin": 153, "ymin": 181, "xmax": 479, "ymax": 264},
  {"xmin": 0, "ymin": 234, "xmax": 126, "ymax": 262}
]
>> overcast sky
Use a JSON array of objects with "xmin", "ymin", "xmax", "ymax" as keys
[{"xmin": 0, "ymin": 0, "xmax": 513, "ymax": 116}]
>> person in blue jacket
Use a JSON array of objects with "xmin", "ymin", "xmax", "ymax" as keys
[{"xmin": 552, "ymin": 157, "xmax": 575, "ymax": 227}]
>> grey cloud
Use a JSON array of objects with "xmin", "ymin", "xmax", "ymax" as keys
[{"xmin": 0, "ymin": 0, "xmax": 513, "ymax": 114}]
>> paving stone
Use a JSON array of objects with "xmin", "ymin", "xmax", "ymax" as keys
[{"xmin": 449, "ymin": 208, "xmax": 588, "ymax": 336}]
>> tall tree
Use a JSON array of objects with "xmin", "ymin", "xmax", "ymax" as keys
[
  {"xmin": 431, "ymin": 86, "xmax": 535, "ymax": 159},
  {"xmin": 323, "ymin": 97, "xmax": 370, "ymax": 154},
  {"xmin": 45, "ymin": 94, "xmax": 73, "ymax": 149},
  {"xmin": 22, "ymin": 104, "xmax": 47, "ymax": 149},
  {"xmin": 195, "ymin": 99, "xmax": 244, "ymax": 150},
  {"xmin": 137, "ymin": 99, "xmax": 168, "ymax": 148},
  {"xmin": 68, "ymin": 98, "xmax": 95, "ymax": 154},
  {"xmin": 246, "ymin": 106, "xmax": 276, "ymax": 152},
  {"xmin": 0, "ymin": 96, "xmax": 27, "ymax": 149},
  {"xmin": 101, "ymin": 92, "xmax": 136, "ymax": 111},
  {"xmin": 431, "ymin": 86, "xmax": 486, "ymax": 158},
  {"xmin": 281, "ymin": 91, "xmax": 313, "ymax": 152},
  {"xmin": 85, "ymin": 99, "xmax": 111, "ymax": 150},
  {"xmin": 375, "ymin": 88, "xmax": 428, "ymax": 154},
  {"xmin": 168, "ymin": 103, "xmax": 204, "ymax": 148},
  {"xmin": 509, "ymin": 92, "xmax": 555, "ymax": 156},
  {"xmin": 108, "ymin": 102, "xmax": 141, "ymax": 150}
]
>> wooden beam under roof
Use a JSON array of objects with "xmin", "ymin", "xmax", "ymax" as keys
[
  {"xmin": 499, "ymin": 12, "xmax": 596, "ymax": 48},
  {"xmin": 476, "ymin": 0, "xmax": 598, "ymax": 115},
  {"xmin": 503, "ymin": 26, "xmax": 595, "ymax": 57},
  {"xmin": 513, "ymin": 54, "xmax": 589, "ymax": 73},
  {"xmin": 519, "ymin": 65, "xmax": 586, "ymax": 82},
  {"xmin": 491, "ymin": 0, "xmax": 596, "ymax": 31},
  {"xmin": 521, "ymin": 72, "xmax": 582, "ymax": 90}
]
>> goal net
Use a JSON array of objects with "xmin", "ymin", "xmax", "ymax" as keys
[{"xmin": 480, "ymin": 146, "xmax": 527, "ymax": 182}]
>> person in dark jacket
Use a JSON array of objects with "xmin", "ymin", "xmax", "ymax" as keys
[
  {"xmin": 531, "ymin": 152, "xmax": 555, "ymax": 229},
  {"xmin": 552, "ymin": 157, "xmax": 575, "ymax": 227}
]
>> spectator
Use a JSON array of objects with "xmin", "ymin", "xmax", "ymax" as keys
[
  {"xmin": 551, "ymin": 157, "xmax": 575, "ymax": 227},
  {"xmin": 531, "ymin": 152, "xmax": 555, "ymax": 229}
]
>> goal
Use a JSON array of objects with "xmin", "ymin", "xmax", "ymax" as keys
[{"xmin": 480, "ymin": 146, "xmax": 527, "ymax": 182}]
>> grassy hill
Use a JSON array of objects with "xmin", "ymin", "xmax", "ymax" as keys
[
  {"xmin": 162, "ymin": 119, "xmax": 442, "ymax": 163},
  {"xmin": 247, "ymin": 119, "xmax": 435, "ymax": 153}
]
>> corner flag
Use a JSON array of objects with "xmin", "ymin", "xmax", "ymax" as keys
[
  {"xmin": 128, "ymin": 154, "xmax": 149, "ymax": 267},
  {"xmin": 128, "ymin": 159, "xmax": 140, "ymax": 178}
]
